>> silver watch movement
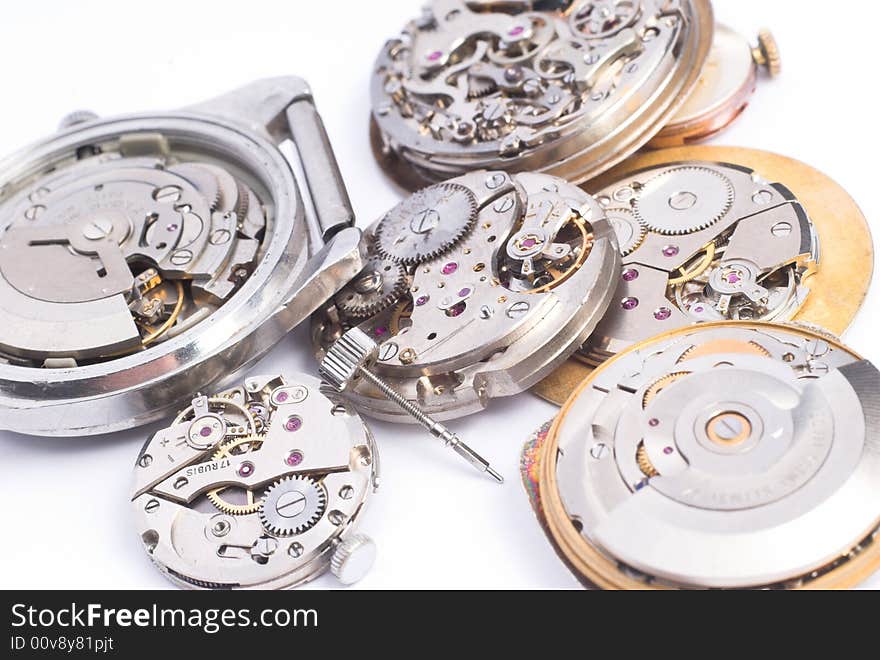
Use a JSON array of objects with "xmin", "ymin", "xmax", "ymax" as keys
[
  {"xmin": 132, "ymin": 373, "xmax": 379, "ymax": 589},
  {"xmin": 370, "ymin": 0, "xmax": 713, "ymax": 186},
  {"xmin": 313, "ymin": 169, "xmax": 621, "ymax": 422}
]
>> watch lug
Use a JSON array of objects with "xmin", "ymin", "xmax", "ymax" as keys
[
  {"xmin": 272, "ymin": 226, "xmax": 365, "ymax": 331},
  {"xmin": 185, "ymin": 77, "xmax": 312, "ymax": 141}
]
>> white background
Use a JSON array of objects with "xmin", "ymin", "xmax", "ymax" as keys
[{"xmin": 0, "ymin": 0, "xmax": 878, "ymax": 590}]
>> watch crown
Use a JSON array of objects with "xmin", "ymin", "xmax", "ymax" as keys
[
  {"xmin": 319, "ymin": 328, "xmax": 378, "ymax": 391},
  {"xmin": 753, "ymin": 29, "xmax": 781, "ymax": 77},
  {"xmin": 330, "ymin": 533, "xmax": 376, "ymax": 585},
  {"xmin": 58, "ymin": 110, "xmax": 99, "ymax": 131}
]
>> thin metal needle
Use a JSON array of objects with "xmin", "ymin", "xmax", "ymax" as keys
[{"xmin": 355, "ymin": 367, "xmax": 504, "ymax": 483}]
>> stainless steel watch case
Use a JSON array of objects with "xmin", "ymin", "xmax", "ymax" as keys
[{"xmin": 0, "ymin": 78, "xmax": 364, "ymax": 437}]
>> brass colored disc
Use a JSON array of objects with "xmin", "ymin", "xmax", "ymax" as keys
[
  {"xmin": 532, "ymin": 146, "xmax": 873, "ymax": 406},
  {"xmin": 535, "ymin": 321, "xmax": 880, "ymax": 590}
]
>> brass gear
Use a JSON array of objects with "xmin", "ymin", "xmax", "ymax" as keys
[
  {"xmin": 677, "ymin": 339, "xmax": 771, "ymax": 364},
  {"xmin": 636, "ymin": 442, "xmax": 659, "ymax": 478},
  {"xmin": 642, "ymin": 372, "xmax": 690, "ymax": 408},
  {"xmin": 389, "ymin": 298, "xmax": 414, "ymax": 335},
  {"xmin": 206, "ymin": 434, "xmax": 265, "ymax": 515}
]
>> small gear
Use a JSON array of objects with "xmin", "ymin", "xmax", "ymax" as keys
[
  {"xmin": 642, "ymin": 372, "xmax": 690, "ymax": 408},
  {"xmin": 636, "ymin": 442, "xmax": 660, "ymax": 478},
  {"xmin": 334, "ymin": 255, "xmax": 408, "ymax": 320},
  {"xmin": 259, "ymin": 476, "xmax": 327, "ymax": 536},
  {"xmin": 606, "ymin": 207, "xmax": 646, "ymax": 256},
  {"xmin": 206, "ymin": 435, "xmax": 265, "ymax": 516},
  {"xmin": 468, "ymin": 75, "xmax": 498, "ymax": 99},
  {"xmin": 375, "ymin": 183, "xmax": 478, "ymax": 265},
  {"xmin": 633, "ymin": 166, "xmax": 735, "ymax": 236}
]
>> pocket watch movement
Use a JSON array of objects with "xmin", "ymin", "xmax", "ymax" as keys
[
  {"xmin": 313, "ymin": 170, "xmax": 621, "ymax": 422},
  {"xmin": 534, "ymin": 146, "xmax": 873, "ymax": 405},
  {"xmin": 132, "ymin": 373, "xmax": 378, "ymax": 589},
  {"xmin": 650, "ymin": 24, "xmax": 780, "ymax": 147},
  {"xmin": 0, "ymin": 78, "xmax": 364, "ymax": 436},
  {"xmin": 528, "ymin": 323, "xmax": 880, "ymax": 589},
  {"xmin": 371, "ymin": 0, "xmax": 714, "ymax": 187}
]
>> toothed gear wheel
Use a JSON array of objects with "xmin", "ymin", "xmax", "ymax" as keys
[
  {"xmin": 636, "ymin": 443, "xmax": 659, "ymax": 478},
  {"xmin": 259, "ymin": 476, "xmax": 327, "ymax": 536},
  {"xmin": 375, "ymin": 183, "xmax": 478, "ymax": 265},
  {"xmin": 677, "ymin": 339, "xmax": 771, "ymax": 364},
  {"xmin": 334, "ymin": 255, "xmax": 408, "ymax": 320},
  {"xmin": 468, "ymin": 76, "xmax": 498, "ymax": 99},
  {"xmin": 633, "ymin": 166, "xmax": 735, "ymax": 236},
  {"xmin": 206, "ymin": 435, "xmax": 265, "ymax": 515},
  {"xmin": 606, "ymin": 207, "xmax": 646, "ymax": 256},
  {"xmin": 642, "ymin": 372, "xmax": 690, "ymax": 408}
]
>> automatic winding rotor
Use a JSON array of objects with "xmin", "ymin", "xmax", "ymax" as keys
[{"xmin": 536, "ymin": 323, "xmax": 880, "ymax": 590}]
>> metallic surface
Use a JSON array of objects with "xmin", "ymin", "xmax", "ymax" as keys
[
  {"xmin": 0, "ymin": 78, "xmax": 364, "ymax": 436},
  {"xmin": 132, "ymin": 374, "xmax": 378, "ymax": 590},
  {"xmin": 651, "ymin": 25, "xmax": 779, "ymax": 147},
  {"xmin": 533, "ymin": 322, "xmax": 880, "ymax": 589},
  {"xmin": 371, "ymin": 0, "xmax": 713, "ymax": 188},
  {"xmin": 534, "ymin": 146, "xmax": 873, "ymax": 405},
  {"xmin": 319, "ymin": 327, "xmax": 504, "ymax": 482},
  {"xmin": 314, "ymin": 169, "xmax": 621, "ymax": 422}
]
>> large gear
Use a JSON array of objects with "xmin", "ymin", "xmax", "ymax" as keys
[
  {"xmin": 633, "ymin": 166, "xmax": 735, "ymax": 235},
  {"xmin": 206, "ymin": 435, "xmax": 265, "ymax": 516},
  {"xmin": 605, "ymin": 207, "xmax": 646, "ymax": 256},
  {"xmin": 259, "ymin": 476, "xmax": 327, "ymax": 536},
  {"xmin": 334, "ymin": 255, "xmax": 408, "ymax": 320},
  {"xmin": 375, "ymin": 183, "xmax": 478, "ymax": 265}
]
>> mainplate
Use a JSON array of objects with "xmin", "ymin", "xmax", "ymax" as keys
[
  {"xmin": 371, "ymin": 0, "xmax": 713, "ymax": 186},
  {"xmin": 313, "ymin": 170, "xmax": 620, "ymax": 422},
  {"xmin": 533, "ymin": 146, "xmax": 873, "ymax": 406},
  {"xmin": 582, "ymin": 159, "xmax": 817, "ymax": 364},
  {"xmin": 535, "ymin": 323, "xmax": 880, "ymax": 589},
  {"xmin": 131, "ymin": 374, "xmax": 378, "ymax": 590}
]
